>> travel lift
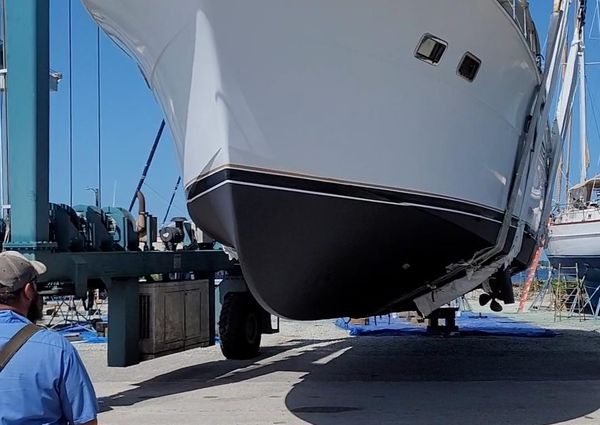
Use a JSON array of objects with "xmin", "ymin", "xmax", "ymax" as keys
[
  {"xmin": 2, "ymin": 0, "xmax": 581, "ymax": 354},
  {"xmin": 1, "ymin": 0, "xmax": 277, "ymax": 367}
]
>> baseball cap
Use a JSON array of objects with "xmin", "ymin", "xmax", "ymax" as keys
[{"xmin": 0, "ymin": 251, "xmax": 47, "ymax": 293}]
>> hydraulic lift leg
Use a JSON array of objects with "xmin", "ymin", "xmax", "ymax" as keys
[
  {"xmin": 107, "ymin": 278, "xmax": 139, "ymax": 367},
  {"xmin": 4, "ymin": 0, "xmax": 52, "ymax": 251}
]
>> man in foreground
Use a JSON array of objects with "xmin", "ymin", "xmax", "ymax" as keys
[{"xmin": 0, "ymin": 251, "xmax": 98, "ymax": 425}]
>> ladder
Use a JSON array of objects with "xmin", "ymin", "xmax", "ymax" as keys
[
  {"xmin": 529, "ymin": 266, "xmax": 555, "ymax": 311},
  {"xmin": 553, "ymin": 264, "xmax": 590, "ymax": 322}
]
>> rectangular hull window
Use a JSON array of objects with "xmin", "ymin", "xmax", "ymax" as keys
[
  {"xmin": 458, "ymin": 52, "xmax": 481, "ymax": 82},
  {"xmin": 415, "ymin": 34, "xmax": 447, "ymax": 66}
]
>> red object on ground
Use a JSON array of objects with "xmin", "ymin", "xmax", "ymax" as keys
[{"xmin": 518, "ymin": 245, "xmax": 543, "ymax": 313}]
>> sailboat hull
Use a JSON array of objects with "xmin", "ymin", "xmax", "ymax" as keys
[
  {"xmin": 547, "ymin": 219, "xmax": 600, "ymax": 271},
  {"xmin": 547, "ymin": 219, "xmax": 600, "ymax": 312}
]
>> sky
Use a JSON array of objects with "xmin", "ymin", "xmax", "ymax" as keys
[
  {"xmin": 48, "ymin": 0, "xmax": 188, "ymax": 222},
  {"xmin": 44, "ymin": 1, "xmax": 600, "ymax": 219},
  {"xmin": 529, "ymin": 1, "xmax": 600, "ymax": 196}
]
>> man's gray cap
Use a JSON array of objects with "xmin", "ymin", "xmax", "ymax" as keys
[{"xmin": 0, "ymin": 251, "xmax": 46, "ymax": 293}]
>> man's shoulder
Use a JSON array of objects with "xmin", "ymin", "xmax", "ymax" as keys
[{"xmin": 29, "ymin": 327, "xmax": 75, "ymax": 353}]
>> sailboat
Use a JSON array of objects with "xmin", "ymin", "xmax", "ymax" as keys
[
  {"xmin": 547, "ymin": 177, "xmax": 600, "ymax": 298},
  {"xmin": 81, "ymin": 0, "xmax": 575, "ymax": 320},
  {"xmin": 546, "ymin": 16, "xmax": 600, "ymax": 310}
]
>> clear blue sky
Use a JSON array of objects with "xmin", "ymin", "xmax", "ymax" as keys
[
  {"xmin": 528, "ymin": 1, "xmax": 600, "ymax": 191},
  {"xmin": 46, "ymin": 1, "xmax": 600, "ymax": 218},
  {"xmin": 49, "ymin": 0, "xmax": 187, "ymax": 221}
]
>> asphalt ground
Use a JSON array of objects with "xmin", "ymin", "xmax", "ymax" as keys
[{"xmin": 77, "ymin": 306, "xmax": 600, "ymax": 425}]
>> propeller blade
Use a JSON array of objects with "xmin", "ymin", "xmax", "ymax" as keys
[
  {"xmin": 479, "ymin": 293, "xmax": 492, "ymax": 306},
  {"xmin": 490, "ymin": 299, "xmax": 503, "ymax": 312}
]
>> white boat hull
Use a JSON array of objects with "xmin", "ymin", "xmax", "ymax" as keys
[
  {"xmin": 83, "ymin": 0, "xmax": 546, "ymax": 318},
  {"xmin": 547, "ymin": 211, "xmax": 600, "ymax": 278},
  {"xmin": 548, "ymin": 219, "xmax": 600, "ymax": 258}
]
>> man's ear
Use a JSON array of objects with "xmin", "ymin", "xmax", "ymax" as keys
[{"xmin": 22, "ymin": 282, "xmax": 37, "ymax": 301}]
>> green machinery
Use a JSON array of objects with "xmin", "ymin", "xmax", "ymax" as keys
[{"xmin": 1, "ymin": 0, "xmax": 276, "ymax": 367}]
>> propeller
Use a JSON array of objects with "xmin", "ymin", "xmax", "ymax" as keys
[
  {"xmin": 490, "ymin": 299, "xmax": 503, "ymax": 312},
  {"xmin": 479, "ymin": 293, "xmax": 492, "ymax": 306},
  {"xmin": 479, "ymin": 293, "xmax": 503, "ymax": 312}
]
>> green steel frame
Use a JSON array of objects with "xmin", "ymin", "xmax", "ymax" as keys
[{"xmin": 4, "ymin": 0, "xmax": 51, "ymax": 249}]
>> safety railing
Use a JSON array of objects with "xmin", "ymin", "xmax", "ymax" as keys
[
  {"xmin": 551, "ymin": 202, "xmax": 600, "ymax": 224},
  {"xmin": 497, "ymin": 0, "xmax": 541, "ymax": 57}
]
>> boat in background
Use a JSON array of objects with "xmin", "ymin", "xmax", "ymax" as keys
[
  {"xmin": 82, "ymin": 0, "xmax": 574, "ymax": 320},
  {"xmin": 547, "ymin": 178, "xmax": 600, "ymax": 308},
  {"xmin": 546, "ymin": 3, "xmax": 600, "ymax": 311}
]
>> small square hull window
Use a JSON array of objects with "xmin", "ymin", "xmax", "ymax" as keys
[
  {"xmin": 415, "ymin": 34, "xmax": 447, "ymax": 66},
  {"xmin": 458, "ymin": 52, "xmax": 481, "ymax": 82}
]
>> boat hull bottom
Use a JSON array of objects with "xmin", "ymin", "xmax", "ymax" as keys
[{"xmin": 189, "ymin": 177, "xmax": 536, "ymax": 320}]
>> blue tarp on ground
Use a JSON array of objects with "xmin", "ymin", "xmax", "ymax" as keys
[
  {"xmin": 55, "ymin": 324, "xmax": 107, "ymax": 344},
  {"xmin": 336, "ymin": 313, "xmax": 556, "ymax": 338}
]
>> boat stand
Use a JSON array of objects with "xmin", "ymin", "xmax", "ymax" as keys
[{"xmin": 426, "ymin": 307, "xmax": 459, "ymax": 334}]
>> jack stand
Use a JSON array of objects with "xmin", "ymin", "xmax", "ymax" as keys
[{"xmin": 427, "ymin": 307, "xmax": 459, "ymax": 334}]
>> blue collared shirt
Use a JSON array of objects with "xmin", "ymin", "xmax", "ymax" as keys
[{"xmin": 0, "ymin": 310, "xmax": 98, "ymax": 425}]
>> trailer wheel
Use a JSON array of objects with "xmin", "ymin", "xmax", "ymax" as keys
[{"xmin": 219, "ymin": 292, "xmax": 261, "ymax": 360}]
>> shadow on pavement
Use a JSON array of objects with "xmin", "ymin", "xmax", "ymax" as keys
[
  {"xmin": 286, "ymin": 330, "xmax": 600, "ymax": 425},
  {"xmin": 97, "ymin": 338, "xmax": 340, "ymax": 413},
  {"xmin": 98, "ymin": 330, "xmax": 600, "ymax": 425}
]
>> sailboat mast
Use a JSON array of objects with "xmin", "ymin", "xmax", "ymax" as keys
[
  {"xmin": 565, "ymin": 119, "xmax": 572, "ymax": 203},
  {"xmin": 578, "ymin": 6, "xmax": 587, "ymax": 184},
  {"xmin": 563, "ymin": 28, "xmax": 572, "ymax": 206}
]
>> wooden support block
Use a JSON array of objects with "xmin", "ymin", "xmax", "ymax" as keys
[{"xmin": 349, "ymin": 318, "xmax": 369, "ymax": 325}]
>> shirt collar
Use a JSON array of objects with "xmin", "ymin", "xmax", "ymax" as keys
[{"xmin": 0, "ymin": 309, "xmax": 31, "ymax": 324}]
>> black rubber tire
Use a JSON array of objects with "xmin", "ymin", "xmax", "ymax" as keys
[{"xmin": 219, "ymin": 292, "xmax": 262, "ymax": 360}]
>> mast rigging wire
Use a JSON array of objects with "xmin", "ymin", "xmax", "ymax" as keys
[
  {"xmin": 128, "ymin": 120, "xmax": 166, "ymax": 212},
  {"xmin": 96, "ymin": 27, "xmax": 102, "ymax": 208},
  {"xmin": 162, "ymin": 176, "xmax": 182, "ymax": 225},
  {"xmin": 142, "ymin": 180, "xmax": 186, "ymax": 217},
  {"xmin": 586, "ymin": 79, "xmax": 600, "ymax": 169},
  {"xmin": 0, "ymin": 0, "xmax": 7, "ymax": 214},
  {"xmin": 68, "ymin": 0, "xmax": 73, "ymax": 205},
  {"xmin": 589, "ymin": 0, "xmax": 600, "ymax": 39}
]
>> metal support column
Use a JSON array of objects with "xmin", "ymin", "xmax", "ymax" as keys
[
  {"xmin": 208, "ymin": 276, "xmax": 216, "ymax": 345},
  {"xmin": 4, "ymin": 0, "xmax": 51, "ymax": 248},
  {"xmin": 107, "ymin": 278, "xmax": 139, "ymax": 367}
]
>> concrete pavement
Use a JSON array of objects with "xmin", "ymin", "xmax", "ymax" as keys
[{"xmin": 77, "ymin": 316, "xmax": 600, "ymax": 424}]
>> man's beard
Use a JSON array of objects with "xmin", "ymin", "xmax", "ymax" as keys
[{"xmin": 27, "ymin": 295, "xmax": 43, "ymax": 323}]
